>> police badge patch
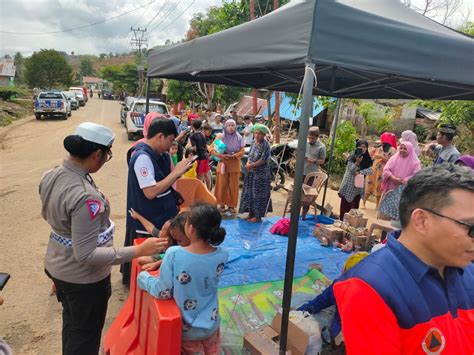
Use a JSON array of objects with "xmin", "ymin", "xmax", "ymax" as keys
[{"xmin": 86, "ymin": 200, "xmax": 101, "ymax": 220}]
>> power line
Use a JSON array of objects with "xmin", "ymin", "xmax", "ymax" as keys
[
  {"xmin": 130, "ymin": 0, "xmax": 156, "ymax": 30},
  {"xmin": 148, "ymin": 0, "xmax": 183, "ymax": 33},
  {"xmin": 1, "ymin": 1, "xmax": 154, "ymax": 35},
  {"xmin": 159, "ymin": 0, "xmax": 196, "ymax": 32},
  {"xmin": 144, "ymin": 0, "xmax": 170, "ymax": 29}
]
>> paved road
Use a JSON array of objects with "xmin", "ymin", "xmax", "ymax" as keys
[{"xmin": 0, "ymin": 96, "xmax": 377, "ymax": 354}]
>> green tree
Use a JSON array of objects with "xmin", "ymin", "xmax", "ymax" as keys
[
  {"xmin": 166, "ymin": 80, "xmax": 197, "ymax": 104},
  {"xmin": 13, "ymin": 52, "xmax": 24, "ymax": 84},
  {"xmin": 79, "ymin": 58, "xmax": 95, "ymax": 77},
  {"xmin": 183, "ymin": 0, "xmax": 290, "ymax": 108},
  {"xmin": 24, "ymin": 49, "xmax": 73, "ymax": 89},
  {"xmin": 100, "ymin": 63, "xmax": 139, "ymax": 95},
  {"xmin": 416, "ymin": 22, "xmax": 474, "ymax": 154},
  {"xmin": 324, "ymin": 120, "xmax": 359, "ymax": 175}
]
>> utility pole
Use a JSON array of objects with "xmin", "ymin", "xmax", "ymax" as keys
[
  {"xmin": 131, "ymin": 27, "xmax": 147, "ymax": 97},
  {"xmin": 273, "ymin": 0, "xmax": 281, "ymax": 143},
  {"xmin": 250, "ymin": 0, "xmax": 258, "ymax": 115}
]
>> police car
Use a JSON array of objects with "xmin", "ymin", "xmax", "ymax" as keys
[
  {"xmin": 124, "ymin": 99, "xmax": 169, "ymax": 140},
  {"xmin": 34, "ymin": 91, "xmax": 71, "ymax": 120}
]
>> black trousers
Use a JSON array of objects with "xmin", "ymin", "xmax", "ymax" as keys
[{"xmin": 46, "ymin": 270, "xmax": 111, "ymax": 355}]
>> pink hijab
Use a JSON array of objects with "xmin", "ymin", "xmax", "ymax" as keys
[
  {"xmin": 382, "ymin": 141, "xmax": 421, "ymax": 192},
  {"xmin": 401, "ymin": 130, "xmax": 420, "ymax": 156},
  {"xmin": 221, "ymin": 119, "xmax": 244, "ymax": 153},
  {"xmin": 133, "ymin": 112, "xmax": 164, "ymax": 147}
]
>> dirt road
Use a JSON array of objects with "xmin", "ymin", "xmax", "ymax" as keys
[
  {"xmin": 0, "ymin": 98, "xmax": 134, "ymax": 354},
  {"xmin": 0, "ymin": 97, "xmax": 376, "ymax": 354}
]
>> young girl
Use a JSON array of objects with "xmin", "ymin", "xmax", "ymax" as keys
[
  {"xmin": 138, "ymin": 203, "xmax": 228, "ymax": 354},
  {"xmin": 130, "ymin": 209, "xmax": 191, "ymax": 271},
  {"xmin": 190, "ymin": 119, "xmax": 212, "ymax": 189}
]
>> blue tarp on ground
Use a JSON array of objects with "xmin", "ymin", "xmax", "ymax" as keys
[{"xmin": 219, "ymin": 215, "xmax": 350, "ymax": 288}]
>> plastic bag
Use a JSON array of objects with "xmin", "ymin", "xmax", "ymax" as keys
[
  {"xmin": 289, "ymin": 310, "xmax": 322, "ymax": 355},
  {"xmin": 354, "ymin": 174, "xmax": 364, "ymax": 188},
  {"xmin": 213, "ymin": 139, "xmax": 227, "ymax": 162}
]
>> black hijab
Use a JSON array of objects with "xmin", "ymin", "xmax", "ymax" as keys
[{"xmin": 349, "ymin": 139, "xmax": 373, "ymax": 170}]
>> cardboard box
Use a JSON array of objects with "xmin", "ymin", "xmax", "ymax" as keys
[
  {"xmin": 349, "ymin": 233, "xmax": 371, "ymax": 251},
  {"xmin": 315, "ymin": 224, "xmax": 344, "ymax": 244},
  {"xmin": 343, "ymin": 213, "xmax": 368, "ymax": 228},
  {"xmin": 243, "ymin": 313, "xmax": 308, "ymax": 355}
]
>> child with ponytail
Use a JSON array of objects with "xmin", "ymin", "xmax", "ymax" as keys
[{"xmin": 138, "ymin": 203, "xmax": 228, "ymax": 354}]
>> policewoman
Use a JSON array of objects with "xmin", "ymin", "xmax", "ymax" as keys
[{"xmin": 40, "ymin": 122, "xmax": 166, "ymax": 355}]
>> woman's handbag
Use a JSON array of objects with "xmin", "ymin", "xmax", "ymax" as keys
[{"xmin": 354, "ymin": 174, "xmax": 365, "ymax": 188}]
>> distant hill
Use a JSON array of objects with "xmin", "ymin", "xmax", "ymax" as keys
[{"xmin": 68, "ymin": 54, "xmax": 136, "ymax": 75}]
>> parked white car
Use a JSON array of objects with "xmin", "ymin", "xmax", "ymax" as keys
[
  {"xmin": 120, "ymin": 96, "xmax": 136, "ymax": 125},
  {"xmin": 125, "ymin": 99, "xmax": 169, "ymax": 140},
  {"xmin": 34, "ymin": 91, "xmax": 71, "ymax": 120}
]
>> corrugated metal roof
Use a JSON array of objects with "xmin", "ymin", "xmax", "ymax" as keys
[
  {"xmin": 0, "ymin": 61, "xmax": 16, "ymax": 77},
  {"xmin": 417, "ymin": 108, "xmax": 441, "ymax": 121}
]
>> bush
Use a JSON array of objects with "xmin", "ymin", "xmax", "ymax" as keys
[
  {"xmin": 323, "ymin": 120, "xmax": 359, "ymax": 176},
  {"xmin": 455, "ymin": 125, "xmax": 474, "ymax": 155},
  {"xmin": 366, "ymin": 113, "xmax": 394, "ymax": 135},
  {"xmin": 0, "ymin": 86, "xmax": 28, "ymax": 101},
  {"xmin": 413, "ymin": 124, "xmax": 429, "ymax": 143}
]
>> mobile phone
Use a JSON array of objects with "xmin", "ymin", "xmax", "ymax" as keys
[
  {"xmin": 0, "ymin": 273, "xmax": 10, "ymax": 291},
  {"xmin": 354, "ymin": 148, "xmax": 364, "ymax": 157}
]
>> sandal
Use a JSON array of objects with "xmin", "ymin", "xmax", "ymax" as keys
[
  {"xmin": 218, "ymin": 206, "xmax": 227, "ymax": 213},
  {"xmin": 228, "ymin": 208, "xmax": 237, "ymax": 214},
  {"xmin": 247, "ymin": 217, "xmax": 262, "ymax": 223}
]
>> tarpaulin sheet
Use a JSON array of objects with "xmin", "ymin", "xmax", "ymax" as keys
[{"xmin": 219, "ymin": 215, "xmax": 350, "ymax": 288}]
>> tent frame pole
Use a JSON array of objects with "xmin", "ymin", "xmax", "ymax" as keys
[
  {"xmin": 321, "ymin": 98, "xmax": 342, "ymax": 210},
  {"xmin": 145, "ymin": 77, "xmax": 151, "ymax": 114},
  {"xmin": 279, "ymin": 62, "xmax": 315, "ymax": 355}
]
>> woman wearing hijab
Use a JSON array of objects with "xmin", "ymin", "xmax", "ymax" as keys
[
  {"xmin": 211, "ymin": 119, "xmax": 245, "ymax": 214},
  {"xmin": 338, "ymin": 140, "xmax": 373, "ymax": 220},
  {"xmin": 456, "ymin": 155, "xmax": 474, "ymax": 169},
  {"xmin": 378, "ymin": 141, "xmax": 421, "ymax": 220},
  {"xmin": 400, "ymin": 130, "xmax": 421, "ymax": 157},
  {"xmin": 239, "ymin": 124, "xmax": 273, "ymax": 222},
  {"xmin": 363, "ymin": 132, "xmax": 397, "ymax": 209}
]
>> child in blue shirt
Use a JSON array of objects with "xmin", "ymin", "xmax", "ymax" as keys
[{"xmin": 138, "ymin": 203, "xmax": 228, "ymax": 353}]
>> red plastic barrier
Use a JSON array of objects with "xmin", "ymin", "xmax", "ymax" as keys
[{"xmin": 104, "ymin": 239, "xmax": 181, "ymax": 355}]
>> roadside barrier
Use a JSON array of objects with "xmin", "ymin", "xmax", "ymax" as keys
[{"xmin": 104, "ymin": 238, "xmax": 181, "ymax": 355}]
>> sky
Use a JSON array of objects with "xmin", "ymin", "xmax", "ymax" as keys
[
  {"xmin": 0, "ymin": 0, "xmax": 222, "ymax": 57},
  {"xmin": 0, "ymin": 0, "xmax": 472, "ymax": 58}
]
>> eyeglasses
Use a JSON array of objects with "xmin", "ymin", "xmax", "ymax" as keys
[
  {"xmin": 104, "ymin": 148, "xmax": 113, "ymax": 162},
  {"xmin": 421, "ymin": 208, "xmax": 474, "ymax": 238}
]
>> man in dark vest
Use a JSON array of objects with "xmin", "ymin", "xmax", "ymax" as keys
[{"xmin": 121, "ymin": 119, "xmax": 192, "ymax": 285}]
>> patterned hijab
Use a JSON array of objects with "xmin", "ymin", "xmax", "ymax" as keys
[{"xmin": 221, "ymin": 119, "xmax": 244, "ymax": 153}]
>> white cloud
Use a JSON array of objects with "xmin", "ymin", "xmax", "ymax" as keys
[
  {"xmin": 1, "ymin": 0, "xmax": 471, "ymax": 58},
  {"xmin": 0, "ymin": 0, "xmax": 221, "ymax": 57}
]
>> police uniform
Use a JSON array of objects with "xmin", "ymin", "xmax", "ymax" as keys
[{"xmin": 40, "ymin": 122, "xmax": 135, "ymax": 355}]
